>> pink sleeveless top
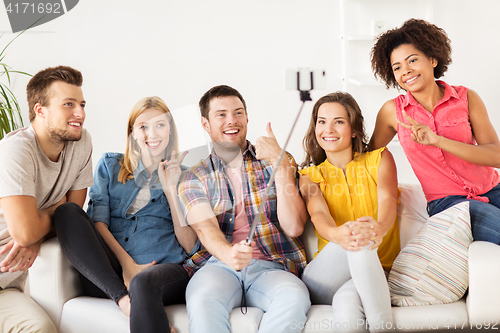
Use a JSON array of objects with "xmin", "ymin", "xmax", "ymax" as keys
[{"xmin": 395, "ymin": 80, "xmax": 499, "ymax": 203}]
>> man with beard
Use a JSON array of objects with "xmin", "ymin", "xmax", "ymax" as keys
[{"xmin": 0, "ymin": 66, "xmax": 93, "ymax": 332}]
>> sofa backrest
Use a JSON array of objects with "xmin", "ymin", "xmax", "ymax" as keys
[{"xmin": 301, "ymin": 183, "xmax": 429, "ymax": 263}]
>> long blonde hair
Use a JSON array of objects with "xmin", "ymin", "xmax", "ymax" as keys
[{"xmin": 118, "ymin": 96, "xmax": 179, "ymax": 184}]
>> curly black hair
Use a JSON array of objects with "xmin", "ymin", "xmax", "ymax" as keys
[{"xmin": 370, "ymin": 19, "xmax": 452, "ymax": 89}]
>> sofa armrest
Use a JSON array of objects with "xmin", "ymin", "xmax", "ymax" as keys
[
  {"xmin": 29, "ymin": 237, "xmax": 83, "ymax": 329},
  {"xmin": 467, "ymin": 241, "xmax": 500, "ymax": 324}
]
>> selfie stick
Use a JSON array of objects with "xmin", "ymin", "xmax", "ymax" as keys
[{"xmin": 245, "ymin": 74, "xmax": 313, "ymax": 246}]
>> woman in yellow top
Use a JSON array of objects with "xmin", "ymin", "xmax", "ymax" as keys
[{"xmin": 299, "ymin": 92, "xmax": 400, "ymax": 333}]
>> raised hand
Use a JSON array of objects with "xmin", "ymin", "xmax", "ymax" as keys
[
  {"xmin": 159, "ymin": 150, "xmax": 189, "ymax": 189},
  {"xmin": 396, "ymin": 110, "xmax": 439, "ymax": 146},
  {"xmin": 0, "ymin": 239, "xmax": 41, "ymax": 272},
  {"xmin": 355, "ymin": 216, "xmax": 386, "ymax": 250},
  {"xmin": 255, "ymin": 122, "xmax": 282, "ymax": 166},
  {"xmin": 331, "ymin": 221, "xmax": 375, "ymax": 251}
]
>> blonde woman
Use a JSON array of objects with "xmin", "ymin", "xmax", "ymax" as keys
[{"xmin": 54, "ymin": 96, "xmax": 197, "ymax": 333}]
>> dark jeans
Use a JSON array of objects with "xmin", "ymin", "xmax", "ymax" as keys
[
  {"xmin": 427, "ymin": 183, "xmax": 500, "ymax": 244},
  {"xmin": 53, "ymin": 202, "xmax": 189, "ymax": 333}
]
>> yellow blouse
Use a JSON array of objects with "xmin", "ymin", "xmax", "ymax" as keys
[{"xmin": 299, "ymin": 147, "xmax": 400, "ymax": 270}]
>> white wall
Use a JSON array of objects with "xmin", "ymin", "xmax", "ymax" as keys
[{"xmin": 1, "ymin": 0, "xmax": 498, "ymax": 184}]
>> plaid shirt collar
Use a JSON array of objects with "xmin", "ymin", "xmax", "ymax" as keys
[{"xmin": 208, "ymin": 140, "xmax": 257, "ymax": 169}]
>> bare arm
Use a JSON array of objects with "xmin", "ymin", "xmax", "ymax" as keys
[
  {"xmin": 164, "ymin": 190, "xmax": 198, "ymax": 254},
  {"xmin": 255, "ymin": 123, "xmax": 307, "ymax": 237},
  {"xmin": 368, "ymin": 100, "xmax": 398, "ymax": 151},
  {"xmin": 274, "ymin": 157, "xmax": 308, "ymax": 237},
  {"xmin": 0, "ymin": 194, "xmax": 67, "ymax": 272},
  {"xmin": 95, "ymin": 222, "xmax": 155, "ymax": 289},
  {"xmin": 159, "ymin": 153, "xmax": 198, "ymax": 254},
  {"xmin": 363, "ymin": 149, "xmax": 398, "ymax": 250},
  {"xmin": 434, "ymin": 90, "xmax": 500, "ymax": 167},
  {"xmin": 66, "ymin": 188, "xmax": 87, "ymax": 208},
  {"xmin": 95, "ymin": 222, "xmax": 135, "ymax": 267},
  {"xmin": 187, "ymin": 202, "xmax": 251, "ymax": 270},
  {"xmin": 0, "ymin": 195, "xmax": 66, "ymax": 247}
]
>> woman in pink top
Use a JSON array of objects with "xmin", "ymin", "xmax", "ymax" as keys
[{"xmin": 369, "ymin": 19, "xmax": 500, "ymax": 243}]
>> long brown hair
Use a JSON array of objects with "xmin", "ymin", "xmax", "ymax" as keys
[
  {"xmin": 118, "ymin": 96, "xmax": 179, "ymax": 184},
  {"xmin": 301, "ymin": 92, "xmax": 367, "ymax": 168}
]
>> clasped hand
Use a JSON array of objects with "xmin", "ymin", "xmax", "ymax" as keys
[{"xmin": 334, "ymin": 217, "xmax": 384, "ymax": 251}]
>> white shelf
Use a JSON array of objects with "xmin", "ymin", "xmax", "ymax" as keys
[{"xmin": 339, "ymin": 0, "xmax": 433, "ymax": 91}]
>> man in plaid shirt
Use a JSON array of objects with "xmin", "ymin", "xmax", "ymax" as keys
[{"xmin": 178, "ymin": 85, "xmax": 310, "ymax": 333}]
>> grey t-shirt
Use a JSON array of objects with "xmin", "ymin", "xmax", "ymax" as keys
[{"xmin": 0, "ymin": 126, "xmax": 93, "ymax": 290}]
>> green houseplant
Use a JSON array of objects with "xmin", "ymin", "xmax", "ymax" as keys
[{"xmin": 0, "ymin": 30, "xmax": 31, "ymax": 140}]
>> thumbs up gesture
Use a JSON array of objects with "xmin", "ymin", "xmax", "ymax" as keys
[{"xmin": 255, "ymin": 122, "xmax": 282, "ymax": 166}]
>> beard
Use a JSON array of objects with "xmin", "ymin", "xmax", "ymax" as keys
[{"xmin": 47, "ymin": 118, "xmax": 82, "ymax": 143}]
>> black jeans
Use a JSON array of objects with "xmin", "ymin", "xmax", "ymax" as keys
[{"xmin": 54, "ymin": 202, "xmax": 189, "ymax": 333}]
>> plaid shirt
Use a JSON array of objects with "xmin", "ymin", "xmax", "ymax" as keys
[{"xmin": 179, "ymin": 142, "xmax": 306, "ymax": 277}]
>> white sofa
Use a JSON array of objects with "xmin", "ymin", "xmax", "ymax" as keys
[{"xmin": 29, "ymin": 184, "xmax": 500, "ymax": 332}]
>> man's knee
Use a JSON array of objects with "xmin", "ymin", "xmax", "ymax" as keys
[
  {"xmin": 0, "ymin": 314, "xmax": 57, "ymax": 333},
  {"xmin": 0, "ymin": 289, "xmax": 57, "ymax": 333},
  {"xmin": 268, "ymin": 275, "xmax": 311, "ymax": 310},
  {"xmin": 27, "ymin": 317, "xmax": 58, "ymax": 333},
  {"xmin": 186, "ymin": 267, "xmax": 241, "ymax": 314}
]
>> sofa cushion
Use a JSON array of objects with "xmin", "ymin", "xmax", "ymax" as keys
[
  {"xmin": 397, "ymin": 184, "xmax": 428, "ymax": 248},
  {"xmin": 388, "ymin": 201, "xmax": 472, "ymax": 306}
]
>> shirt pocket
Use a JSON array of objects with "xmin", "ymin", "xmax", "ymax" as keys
[
  {"xmin": 259, "ymin": 186, "xmax": 277, "ymax": 215},
  {"xmin": 108, "ymin": 217, "xmax": 128, "ymax": 239},
  {"xmin": 438, "ymin": 115, "xmax": 472, "ymax": 144},
  {"xmin": 141, "ymin": 215, "xmax": 174, "ymax": 230}
]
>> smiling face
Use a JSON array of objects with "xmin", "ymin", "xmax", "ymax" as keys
[
  {"xmin": 202, "ymin": 96, "xmax": 248, "ymax": 152},
  {"xmin": 390, "ymin": 43, "xmax": 438, "ymax": 92},
  {"xmin": 43, "ymin": 81, "xmax": 86, "ymax": 142},
  {"xmin": 315, "ymin": 102, "xmax": 354, "ymax": 157},
  {"xmin": 132, "ymin": 108, "xmax": 171, "ymax": 163}
]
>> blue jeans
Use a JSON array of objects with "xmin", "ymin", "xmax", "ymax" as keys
[
  {"xmin": 185, "ymin": 258, "xmax": 310, "ymax": 333},
  {"xmin": 427, "ymin": 183, "xmax": 500, "ymax": 243}
]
